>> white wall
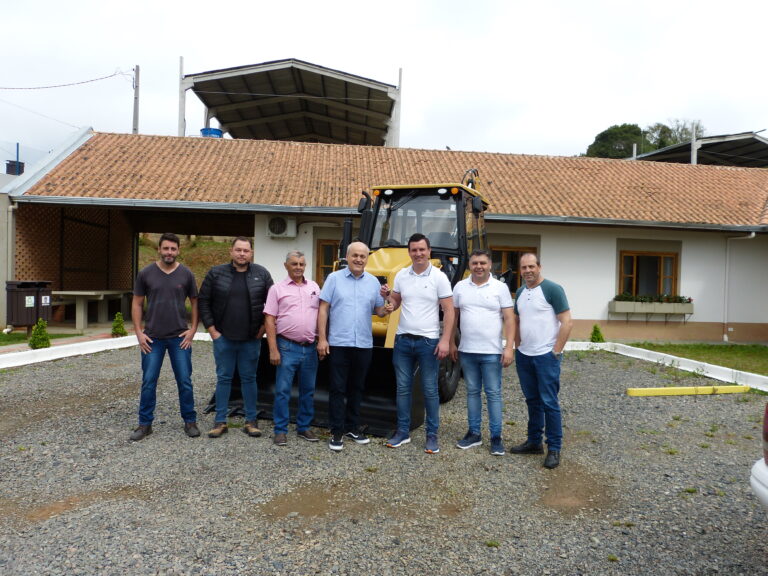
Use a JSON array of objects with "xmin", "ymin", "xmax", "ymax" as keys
[
  {"xmin": 248, "ymin": 216, "xmax": 765, "ymax": 325},
  {"xmin": 725, "ymin": 233, "xmax": 768, "ymax": 324},
  {"xmin": 251, "ymin": 214, "xmax": 342, "ymax": 283},
  {"xmin": 485, "ymin": 222, "xmax": 767, "ymax": 324}
]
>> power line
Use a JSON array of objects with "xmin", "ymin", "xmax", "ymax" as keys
[
  {"xmin": 0, "ymin": 96, "xmax": 80, "ymax": 129},
  {"xmin": 0, "ymin": 70, "xmax": 132, "ymax": 90}
]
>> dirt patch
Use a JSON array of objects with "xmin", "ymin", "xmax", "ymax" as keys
[
  {"xmin": 258, "ymin": 476, "xmax": 468, "ymax": 523},
  {"xmin": 538, "ymin": 461, "xmax": 615, "ymax": 515},
  {"xmin": 0, "ymin": 485, "xmax": 152, "ymax": 525}
]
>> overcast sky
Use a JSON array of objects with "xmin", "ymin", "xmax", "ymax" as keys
[{"xmin": 2, "ymin": 0, "xmax": 767, "ymax": 166}]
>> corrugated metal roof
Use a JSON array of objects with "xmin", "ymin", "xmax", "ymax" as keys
[
  {"xmin": 635, "ymin": 131, "xmax": 768, "ymax": 168},
  {"xmin": 16, "ymin": 131, "xmax": 768, "ymax": 230},
  {"xmin": 183, "ymin": 59, "xmax": 398, "ymax": 146}
]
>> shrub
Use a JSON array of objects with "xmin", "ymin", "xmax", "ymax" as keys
[
  {"xmin": 28, "ymin": 318, "xmax": 51, "ymax": 349},
  {"xmin": 111, "ymin": 312, "xmax": 128, "ymax": 337},
  {"xmin": 590, "ymin": 324, "xmax": 606, "ymax": 343},
  {"xmin": 613, "ymin": 292, "xmax": 692, "ymax": 303}
]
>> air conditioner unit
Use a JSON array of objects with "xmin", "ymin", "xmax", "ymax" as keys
[{"xmin": 266, "ymin": 216, "xmax": 297, "ymax": 238}]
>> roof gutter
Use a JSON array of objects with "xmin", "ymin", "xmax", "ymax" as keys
[
  {"xmin": 723, "ymin": 231, "xmax": 757, "ymax": 342},
  {"xmin": 10, "ymin": 195, "xmax": 359, "ymax": 216},
  {"xmin": 485, "ymin": 212, "xmax": 764, "ymax": 233},
  {"xmin": 10, "ymin": 196, "xmax": 765, "ymax": 232}
]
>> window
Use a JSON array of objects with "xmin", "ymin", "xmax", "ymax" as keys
[
  {"xmin": 370, "ymin": 192, "xmax": 458, "ymax": 249},
  {"xmin": 491, "ymin": 247, "xmax": 537, "ymax": 294},
  {"xmin": 315, "ymin": 240, "xmax": 339, "ymax": 286},
  {"xmin": 619, "ymin": 251, "xmax": 677, "ymax": 297}
]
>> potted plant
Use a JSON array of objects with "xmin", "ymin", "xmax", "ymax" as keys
[
  {"xmin": 635, "ymin": 294, "xmax": 656, "ymax": 314},
  {"xmin": 608, "ymin": 292, "xmax": 636, "ymax": 313}
]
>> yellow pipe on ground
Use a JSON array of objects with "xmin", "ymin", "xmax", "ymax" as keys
[{"xmin": 627, "ymin": 385, "xmax": 750, "ymax": 397}]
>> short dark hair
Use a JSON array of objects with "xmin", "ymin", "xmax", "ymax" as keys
[
  {"xmin": 232, "ymin": 236, "xmax": 253, "ymax": 248},
  {"xmin": 469, "ymin": 249, "xmax": 491, "ymax": 260},
  {"xmin": 408, "ymin": 233, "xmax": 430, "ymax": 249},
  {"xmin": 520, "ymin": 252, "xmax": 540, "ymax": 266},
  {"xmin": 158, "ymin": 233, "xmax": 180, "ymax": 248}
]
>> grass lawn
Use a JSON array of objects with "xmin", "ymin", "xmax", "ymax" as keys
[
  {"xmin": 630, "ymin": 342, "xmax": 768, "ymax": 377},
  {"xmin": 0, "ymin": 332, "xmax": 78, "ymax": 347}
]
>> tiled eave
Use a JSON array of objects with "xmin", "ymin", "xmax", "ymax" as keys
[{"xmin": 14, "ymin": 193, "xmax": 764, "ymax": 233}]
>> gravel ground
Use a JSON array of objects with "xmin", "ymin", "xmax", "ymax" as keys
[{"xmin": 1, "ymin": 344, "xmax": 766, "ymax": 576}]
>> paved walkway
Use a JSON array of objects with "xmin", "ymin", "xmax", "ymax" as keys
[{"xmin": 0, "ymin": 323, "xmax": 118, "ymax": 355}]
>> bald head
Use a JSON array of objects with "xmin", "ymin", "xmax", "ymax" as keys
[
  {"xmin": 346, "ymin": 241, "xmax": 369, "ymax": 258},
  {"xmin": 346, "ymin": 241, "xmax": 370, "ymax": 277}
]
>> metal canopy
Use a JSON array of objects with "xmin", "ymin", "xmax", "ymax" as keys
[
  {"xmin": 181, "ymin": 58, "xmax": 400, "ymax": 146},
  {"xmin": 635, "ymin": 131, "xmax": 768, "ymax": 167}
]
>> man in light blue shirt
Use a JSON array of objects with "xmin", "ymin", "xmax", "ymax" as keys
[{"xmin": 317, "ymin": 241, "xmax": 388, "ymax": 451}]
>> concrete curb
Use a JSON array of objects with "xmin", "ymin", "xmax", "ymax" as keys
[
  {"xmin": 567, "ymin": 341, "xmax": 768, "ymax": 393},
  {"xmin": 1, "ymin": 336, "xmax": 766, "ymax": 394},
  {"xmin": 0, "ymin": 332, "xmax": 213, "ymax": 370}
]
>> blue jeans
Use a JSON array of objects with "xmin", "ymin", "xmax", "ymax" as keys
[
  {"xmin": 212, "ymin": 335, "xmax": 261, "ymax": 423},
  {"xmin": 393, "ymin": 334, "xmax": 440, "ymax": 435},
  {"xmin": 139, "ymin": 336, "xmax": 196, "ymax": 425},
  {"xmin": 515, "ymin": 349, "xmax": 562, "ymax": 451},
  {"xmin": 327, "ymin": 346, "xmax": 372, "ymax": 436},
  {"xmin": 459, "ymin": 352, "xmax": 503, "ymax": 438},
  {"xmin": 273, "ymin": 337, "xmax": 318, "ymax": 434}
]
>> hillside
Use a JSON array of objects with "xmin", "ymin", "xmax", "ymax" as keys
[{"xmin": 138, "ymin": 237, "xmax": 231, "ymax": 285}]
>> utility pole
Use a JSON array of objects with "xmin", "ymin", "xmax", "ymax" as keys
[
  {"xmin": 132, "ymin": 65, "xmax": 140, "ymax": 134},
  {"xmin": 690, "ymin": 126, "xmax": 698, "ymax": 165},
  {"xmin": 178, "ymin": 56, "xmax": 186, "ymax": 137}
]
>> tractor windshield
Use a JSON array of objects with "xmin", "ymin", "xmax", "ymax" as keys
[{"xmin": 370, "ymin": 190, "xmax": 459, "ymax": 251}]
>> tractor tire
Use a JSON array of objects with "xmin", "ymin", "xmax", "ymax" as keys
[{"xmin": 438, "ymin": 355, "xmax": 461, "ymax": 403}]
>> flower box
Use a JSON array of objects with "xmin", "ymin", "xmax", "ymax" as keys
[
  {"xmin": 609, "ymin": 301, "xmax": 694, "ymax": 315},
  {"xmin": 608, "ymin": 301, "xmax": 635, "ymax": 314},
  {"xmin": 671, "ymin": 303, "xmax": 694, "ymax": 314}
]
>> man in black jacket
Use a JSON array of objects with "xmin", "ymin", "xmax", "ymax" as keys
[{"xmin": 198, "ymin": 237, "xmax": 273, "ymax": 439}]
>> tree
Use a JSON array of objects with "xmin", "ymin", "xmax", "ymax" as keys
[
  {"xmin": 586, "ymin": 119, "xmax": 707, "ymax": 158},
  {"xmin": 644, "ymin": 122, "xmax": 676, "ymax": 149},
  {"xmin": 645, "ymin": 119, "xmax": 706, "ymax": 149},
  {"xmin": 585, "ymin": 124, "xmax": 652, "ymax": 159},
  {"xmin": 667, "ymin": 118, "xmax": 706, "ymax": 144}
]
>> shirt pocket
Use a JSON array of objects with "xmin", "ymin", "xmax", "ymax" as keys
[{"xmin": 309, "ymin": 292, "xmax": 320, "ymax": 309}]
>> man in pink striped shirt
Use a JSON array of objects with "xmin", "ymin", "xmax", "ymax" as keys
[{"xmin": 264, "ymin": 250, "xmax": 321, "ymax": 446}]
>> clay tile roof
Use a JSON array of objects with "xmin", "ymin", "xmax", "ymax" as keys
[{"xmin": 20, "ymin": 132, "xmax": 768, "ymax": 229}]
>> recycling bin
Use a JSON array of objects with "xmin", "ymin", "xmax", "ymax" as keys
[{"xmin": 6, "ymin": 281, "xmax": 52, "ymax": 326}]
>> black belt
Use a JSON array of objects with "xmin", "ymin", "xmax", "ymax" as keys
[
  {"xmin": 278, "ymin": 335, "xmax": 315, "ymax": 347},
  {"xmin": 400, "ymin": 333, "xmax": 423, "ymax": 339}
]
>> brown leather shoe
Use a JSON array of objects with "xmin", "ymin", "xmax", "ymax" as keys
[
  {"xmin": 243, "ymin": 421, "xmax": 262, "ymax": 438},
  {"xmin": 208, "ymin": 422, "xmax": 228, "ymax": 438},
  {"xmin": 184, "ymin": 422, "xmax": 200, "ymax": 438},
  {"xmin": 297, "ymin": 429, "xmax": 319, "ymax": 442},
  {"xmin": 130, "ymin": 425, "xmax": 152, "ymax": 441},
  {"xmin": 273, "ymin": 432, "xmax": 287, "ymax": 446}
]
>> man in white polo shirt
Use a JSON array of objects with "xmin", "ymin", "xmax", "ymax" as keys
[
  {"xmin": 450, "ymin": 249, "xmax": 515, "ymax": 456},
  {"xmin": 384, "ymin": 233, "xmax": 455, "ymax": 454}
]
